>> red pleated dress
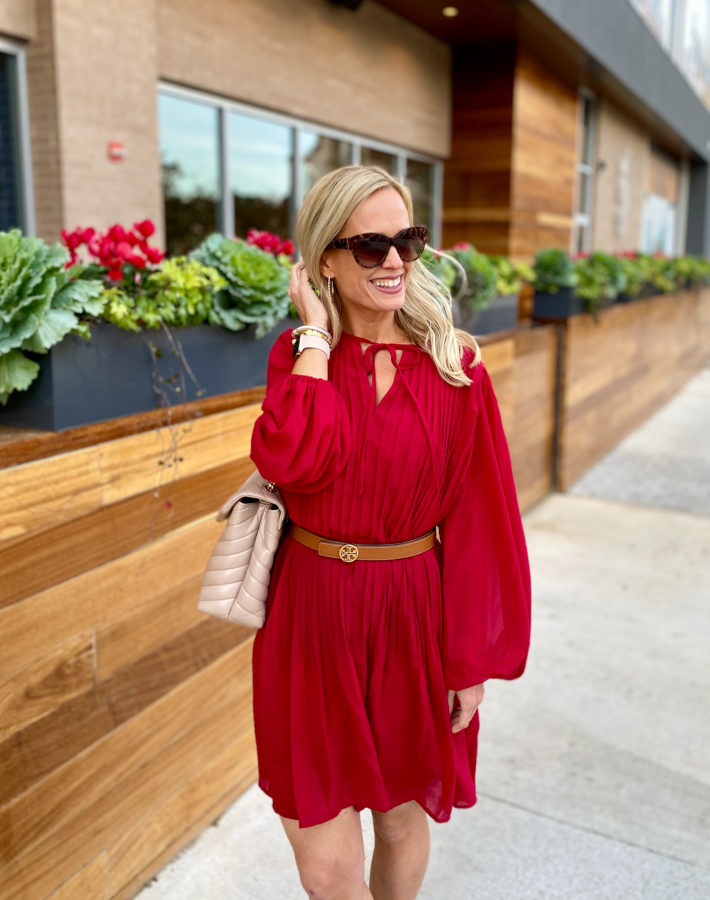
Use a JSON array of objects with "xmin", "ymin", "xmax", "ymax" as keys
[{"xmin": 249, "ymin": 327, "xmax": 531, "ymax": 828}]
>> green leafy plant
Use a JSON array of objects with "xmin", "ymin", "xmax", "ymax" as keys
[
  {"xmin": 99, "ymin": 257, "xmax": 226, "ymax": 332},
  {"xmin": 672, "ymin": 254, "xmax": 710, "ymax": 287},
  {"xmin": 490, "ymin": 256, "xmax": 536, "ymax": 295},
  {"xmin": 448, "ymin": 245, "xmax": 498, "ymax": 311},
  {"xmin": 573, "ymin": 252, "xmax": 627, "ymax": 318},
  {"xmin": 421, "ymin": 247, "xmax": 459, "ymax": 293},
  {"xmin": 190, "ymin": 235, "xmax": 291, "ymax": 338},
  {"xmin": 615, "ymin": 252, "xmax": 644, "ymax": 297},
  {"xmin": 533, "ymin": 248, "xmax": 579, "ymax": 294},
  {"xmin": 635, "ymin": 252, "xmax": 676, "ymax": 293},
  {"xmin": 0, "ymin": 230, "xmax": 104, "ymax": 404}
]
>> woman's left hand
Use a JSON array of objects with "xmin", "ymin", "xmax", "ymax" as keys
[{"xmin": 448, "ymin": 683, "xmax": 485, "ymax": 733}]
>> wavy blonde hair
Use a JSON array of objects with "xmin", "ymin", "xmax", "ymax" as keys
[{"xmin": 295, "ymin": 165, "xmax": 481, "ymax": 387}]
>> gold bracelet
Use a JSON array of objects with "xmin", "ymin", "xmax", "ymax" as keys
[
  {"xmin": 291, "ymin": 327, "xmax": 333, "ymax": 346},
  {"xmin": 292, "ymin": 324, "xmax": 332, "ymax": 343}
]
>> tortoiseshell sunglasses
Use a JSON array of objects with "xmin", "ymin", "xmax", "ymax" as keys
[{"xmin": 326, "ymin": 226, "xmax": 429, "ymax": 268}]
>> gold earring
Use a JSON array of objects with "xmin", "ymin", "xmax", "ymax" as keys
[{"xmin": 325, "ymin": 275, "xmax": 334, "ymax": 302}]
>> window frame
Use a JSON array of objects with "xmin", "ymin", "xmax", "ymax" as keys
[
  {"xmin": 572, "ymin": 88, "xmax": 597, "ymax": 255},
  {"xmin": 0, "ymin": 37, "xmax": 35, "ymax": 235},
  {"xmin": 158, "ymin": 81, "xmax": 442, "ymax": 249}
]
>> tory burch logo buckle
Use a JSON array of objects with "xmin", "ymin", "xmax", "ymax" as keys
[{"xmin": 339, "ymin": 543, "xmax": 359, "ymax": 563}]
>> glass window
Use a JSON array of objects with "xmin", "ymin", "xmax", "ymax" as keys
[
  {"xmin": 406, "ymin": 159, "xmax": 434, "ymax": 232},
  {"xmin": 301, "ymin": 132, "xmax": 352, "ymax": 194},
  {"xmin": 678, "ymin": 0, "xmax": 710, "ymax": 109},
  {"xmin": 159, "ymin": 86, "xmax": 441, "ymax": 257},
  {"xmin": 641, "ymin": 194, "xmax": 677, "ymax": 253},
  {"xmin": 0, "ymin": 52, "xmax": 24, "ymax": 230},
  {"xmin": 641, "ymin": 146, "xmax": 680, "ymax": 253},
  {"xmin": 159, "ymin": 93, "xmax": 221, "ymax": 256},
  {"xmin": 361, "ymin": 146, "xmax": 397, "ymax": 174},
  {"xmin": 630, "ymin": 0, "xmax": 675, "ymax": 48},
  {"xmin": 228, "ymin": 112, "xmax": 292, "ymax": 239}
]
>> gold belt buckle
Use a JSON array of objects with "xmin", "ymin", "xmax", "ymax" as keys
[{"xmin": 338, "ymin": 543, "xmax": 359, "ymax": 563}]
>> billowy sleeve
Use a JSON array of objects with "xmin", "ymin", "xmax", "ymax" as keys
[
  {"xmin": 250, "ymin": 329, "xmax": 352, "ymax": 493},
  {"xmin": 438, "ymin": 356, "xmax": 531, "ymax": 691}
]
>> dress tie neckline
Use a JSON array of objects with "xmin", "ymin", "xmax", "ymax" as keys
[{"xmin": 344, "ymin": 334, "xmax": 440, "ymax": 496}]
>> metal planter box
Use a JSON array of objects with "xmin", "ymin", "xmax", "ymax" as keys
[
  {"xmin": 532, "ymin": 286, "xmax": 586, "ymax": 319},
  {"xmin": 454, "ymin": 292, "xmax": 519, "ymax": 335},
  {"xmin": 0, "ymin": 318, "xmax": 295, "ymax": 431}
]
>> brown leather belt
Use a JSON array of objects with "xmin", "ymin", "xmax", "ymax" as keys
[{"xmin": 286, "ymin": 521, "xmax": 437, "ymax": 562}]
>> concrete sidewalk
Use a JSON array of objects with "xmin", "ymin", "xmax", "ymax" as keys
[{"xmin": 139, "ymin": 366, "xmax": 710, "ymax": 900}]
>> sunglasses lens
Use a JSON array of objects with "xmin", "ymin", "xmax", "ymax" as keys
[
  {"xmin": 394, "ymin": 234, "xmax": 426, "ymax": 261},
  {"xmin": 353, "ymin": 236, "xmax": 390, "ymax": 267}
]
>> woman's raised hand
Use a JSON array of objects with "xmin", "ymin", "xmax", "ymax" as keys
[
  {"xmin": 288, "ymin": 261, "xmax": 330, "ymax": 331},
  {"xmin": 448, "ymin": 683, "xmax": 485, "ymax": 734}
]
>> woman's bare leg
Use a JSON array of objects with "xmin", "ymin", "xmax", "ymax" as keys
[
  {"xmin": 369, "ymin": 801, "xmax": 430, "ymax": 900},
  {"xmin": 280, "ymin": 806, "xmax": 373, "ymax": 899}
]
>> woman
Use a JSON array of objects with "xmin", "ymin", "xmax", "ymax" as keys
[{"xmin": 250, "ymin": 165, "xmax": 531, "ymax": 899}]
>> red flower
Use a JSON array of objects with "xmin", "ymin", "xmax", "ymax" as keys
[
  {"xmin": 245, "ymin": 228, "xmax": 295, "ymax": 258},
  {"xmin": 145, "ymin": 247, "xmax": 165, "ymax": 264},
  {"xmin": 134, "ymin": 219, "xmax": 156, "ymax": 238},
  {"xmin": 451, "ymin": 241, "xmax": 472, "ymax": 251},
  {"xmin": 61, "ymin": 229, "xmax": 82, "ymax": 251},
  {"xmin": 108, "ymin": 267, "xmax": 124, "ymax": 281},
  {"xmin": 108, "ymin": 224, "xmax": 126, "ymax": 243},
  {"xmin": 115, "ymin": 241, "xmax": 133, "ymax": 261},
  {"xmin": 127, "ymin": 253, "xmax": 146, "ymax": 268}
]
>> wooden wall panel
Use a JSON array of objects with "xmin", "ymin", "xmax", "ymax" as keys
[
  {"xmin": 480, "ymin": 325, "xmax": 557, "ymax": 513},
  {"xmin": 509, "ymin": 45, "xmax": 578, "ymax": 259},
  {"xmin": 0, "ymin": 403, "xmax": 257, "ymax": 548},
  {"xmin": 443, "ymin": 43, "xmax": 515, "ymax": 251},
  {"xmin": 444, "ymin": 43, "xmax": 578, "ymax": 260},
  {"xmin": 0, "ymin": 379, "xmax": 263, "ymax": 898},
  {"xmin": 510, "ymin": 326, "xmax": 557, "ymax": 511},
  {"xmin": 558, "ymin": 289, "xmax": 710, "ymax": 490},
  {"xmin": 0, "ymin": 456, "xmax": 254, "ymax": 607}
]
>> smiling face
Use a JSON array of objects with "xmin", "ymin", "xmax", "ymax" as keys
[{"xmin": 320, "ymin": 187, "xmax": 413, "ymax": 325}]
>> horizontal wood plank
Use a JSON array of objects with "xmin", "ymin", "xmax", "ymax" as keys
[
  {"xmin": 0, "ymin": 514, "xmax": 222, "ymax": 680},
  {"xmin": 0, "ymin": 632, "xmax": 95, "ymax": 743},
  {"xmin": 0, "ymin": 403, "xmax": 260, "ymax": 549},
  {"xmin": 0, "ymin": 619, "xmax": 249, "ymax": 807},
  {"xmin": 0, "ymin": 630, "xmax": 253, "ymax": 866},
  {"xmin": 44, "ymin": 852, "xmax": 108, "ymax": 900},
  {"xmin": 108, "ymin": 730, "xmax": 256, "ymax": 897},
  {"xmin": 0, "ymin": 667, "xmax": 254, "ymax": 899},
  {"xmin": 0, "ymin": 385, "xmax": 267, "ymax": 470},
  {"xmin": 558, "ymin": 290, "xmax": 710, "ymax": 489},
  {"xmin": 0, "ymin": 456, "xmax": 254, "ymax": 607}
]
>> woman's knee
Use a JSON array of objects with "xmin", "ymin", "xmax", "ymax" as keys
[
  {"xmin": 371, "ymin": 800, "xmax": 427, "ymax": 844},
  {"xmin": 296, "ymin": 850, "xmax": 364, "ymax": 898},
  {"xmin": 280, "ymin": 808, "xmax": 365, "ymax": 898}
]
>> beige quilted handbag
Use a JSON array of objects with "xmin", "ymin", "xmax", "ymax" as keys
[{"xmin": 197, "ymin": 469, "xmax": 287, "ymax": 628}]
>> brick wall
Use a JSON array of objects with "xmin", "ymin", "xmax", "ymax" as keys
[
  {"xmin": 52, "ymin": 0, "xmax": 162, "ymax": 240},
  {"xmin": 0, "ymin": 0, "xmax": 36, "ymax": 40},
  {"xmin": 25, "ymin": 0, "xmax": 64, "ymax": 241},
  {"xmin": 157, "ymin": 0, "xmax": 451, "ymax": 159},
  {"xmin": 591, "ymin": 97, "xmax": 649, "ymax": 252}
]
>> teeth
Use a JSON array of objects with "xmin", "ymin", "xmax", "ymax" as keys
[{"xmin": 372, "ymin": 277, "xmax": 402, "ymax": 287}]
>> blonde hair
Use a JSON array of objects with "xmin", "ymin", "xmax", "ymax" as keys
[{"xmin": 295, "ymin": 165, "xmax": 481, "ymax": 387}]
